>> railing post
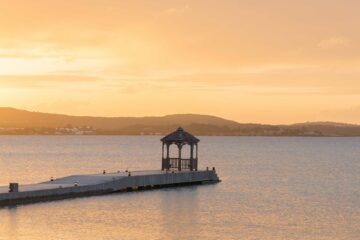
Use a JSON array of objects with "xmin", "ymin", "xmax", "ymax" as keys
[{"xmin": 9, "ymin": 183, "xmax": 19, "ymax": 193}]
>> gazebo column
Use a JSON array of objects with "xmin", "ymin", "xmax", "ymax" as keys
[
  {"xmin": 178, "ymin": 144, "xmax": 182, "ymax": 171},
  {"xmin": 161, "ymin": 143, "xmax": 164, "ymax": 170},
  {"xmin": 195, "ymin": 143, "xmax": 198, "ymax": 171},
  {"xmin": 162, "ymin": 143, "xmax": 167, "ymax": 170},
  {"xmin": 166, "ymin": 143, "xmax": 170, "ymax": 170},
  {"xmin": 190, "ymin": 144, "xmax": 194, "ymax": 171}
]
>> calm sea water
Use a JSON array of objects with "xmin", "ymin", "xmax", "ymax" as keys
[{"xmin": 0, "ymin": 136, "xmax": 359, "ymax": 240}]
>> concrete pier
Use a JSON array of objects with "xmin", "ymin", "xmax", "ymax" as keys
[{"xmin": 0, "ymin": 169, "xmax": 220, "ymax": 207}]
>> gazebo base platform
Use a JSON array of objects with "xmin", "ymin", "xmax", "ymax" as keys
[{"xmin": 0, "ymin": 169, "xmax": 220, "ymax": 207}]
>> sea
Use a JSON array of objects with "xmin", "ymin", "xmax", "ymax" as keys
[{"xmin": 0, "ymin": 136, "xmax": 359, "ymax": 240}]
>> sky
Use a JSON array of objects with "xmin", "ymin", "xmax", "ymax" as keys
[{"xmin": 0, "ymin": 0, "xmax": 359, "ymax": 124}]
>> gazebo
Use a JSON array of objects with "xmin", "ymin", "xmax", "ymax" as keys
[{"xmin": 161, "ymin": 127, "xmax": 200, "ymax": 171}]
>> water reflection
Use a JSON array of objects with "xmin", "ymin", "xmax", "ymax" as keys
[
  {"xmin": 0, "ymin": 136, "xmax": 359, "ymax": 239},
  {"xmin": 5, "ymin": 207, "xmax": 19, "ymax": 240},
  {"xmin": 159, "ymin": 187, "xmax": 199, "ymax": 239}
]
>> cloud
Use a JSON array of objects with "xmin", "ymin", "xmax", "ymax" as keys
[
  {"xmin": 0, "ymin": 55, "xmax": 111, "ymax": 76},
  {"xmin": 161, "ymin": 64, "xmax": 320, "ymax": 85},
  {"xmin": 163, "ymin": 5, "xmax": 189, "ymax": 15},
  {"xmin": 0, "ymin": 75, "xmax": 100, "ymax": 88},
  {"xmin": 318, "ymin": 37, "xmax": 351, "ymax": 49}
]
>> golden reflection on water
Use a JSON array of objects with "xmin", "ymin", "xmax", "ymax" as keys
[{"xmin": 0, "ymin": 188, "xmax": 204, "ymax": 240}]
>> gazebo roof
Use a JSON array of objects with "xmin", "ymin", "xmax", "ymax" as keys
[{"xmin": 161, "ymin": 127, "xmax": 200, "ymax": 144}]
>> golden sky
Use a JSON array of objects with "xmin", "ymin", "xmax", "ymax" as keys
[{"xmin": 0, "ymin": 0, "xmax": 359, "ymax": 124}]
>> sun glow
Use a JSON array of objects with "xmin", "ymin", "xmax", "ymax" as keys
[{"xmin": 0, "ymin": 0, "xmax": 360, "ymax": 123}]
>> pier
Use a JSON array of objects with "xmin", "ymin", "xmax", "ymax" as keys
[
  {"xmin": 0, "ymin": 127, "xmax": 220, "ymax": 207},
  {"xmin": 0, "ymin": 169, "xmax": 220, "ymax": 207}
]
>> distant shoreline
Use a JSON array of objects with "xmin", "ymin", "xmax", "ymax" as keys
[
  {"xmin": 1, "ymin": 107, "xmax": 360, "ymax": 137},
  {"xmin": 0, "ymin": 133, "xmax": 359, "ymax": 137}
]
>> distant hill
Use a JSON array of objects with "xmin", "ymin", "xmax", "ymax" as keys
[
  {"xmin": 0, "ymin": 107, "xmax": 360, "ymax": 136},
  {"xmin": 0, "ymin": 108, "xmax": 240, "ymax": 135}
]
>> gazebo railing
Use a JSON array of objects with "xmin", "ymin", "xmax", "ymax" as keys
[
  {"xmin": 181, "ymin": 159, "xmax": 191, "ymax": 169},
  {"xmin": 168, "ymin": 158, "xmax": 192, "ymax": 169},
  {"xmin": 169, "ymin": 158, "xmax": 179, "ymax": 168}
]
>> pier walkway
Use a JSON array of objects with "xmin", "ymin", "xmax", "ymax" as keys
[
  {"xmin": 0, "ymin": 170, "xmax": 162, "ymax": 194},
  {"xmin": 0, "ymin": 169, "xmax": 220, "ymax": 207}
]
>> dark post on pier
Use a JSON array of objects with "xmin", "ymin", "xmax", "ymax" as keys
[{"xmin": 161, "ymin": 127, "xmax": 199, "ymax": 171}]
